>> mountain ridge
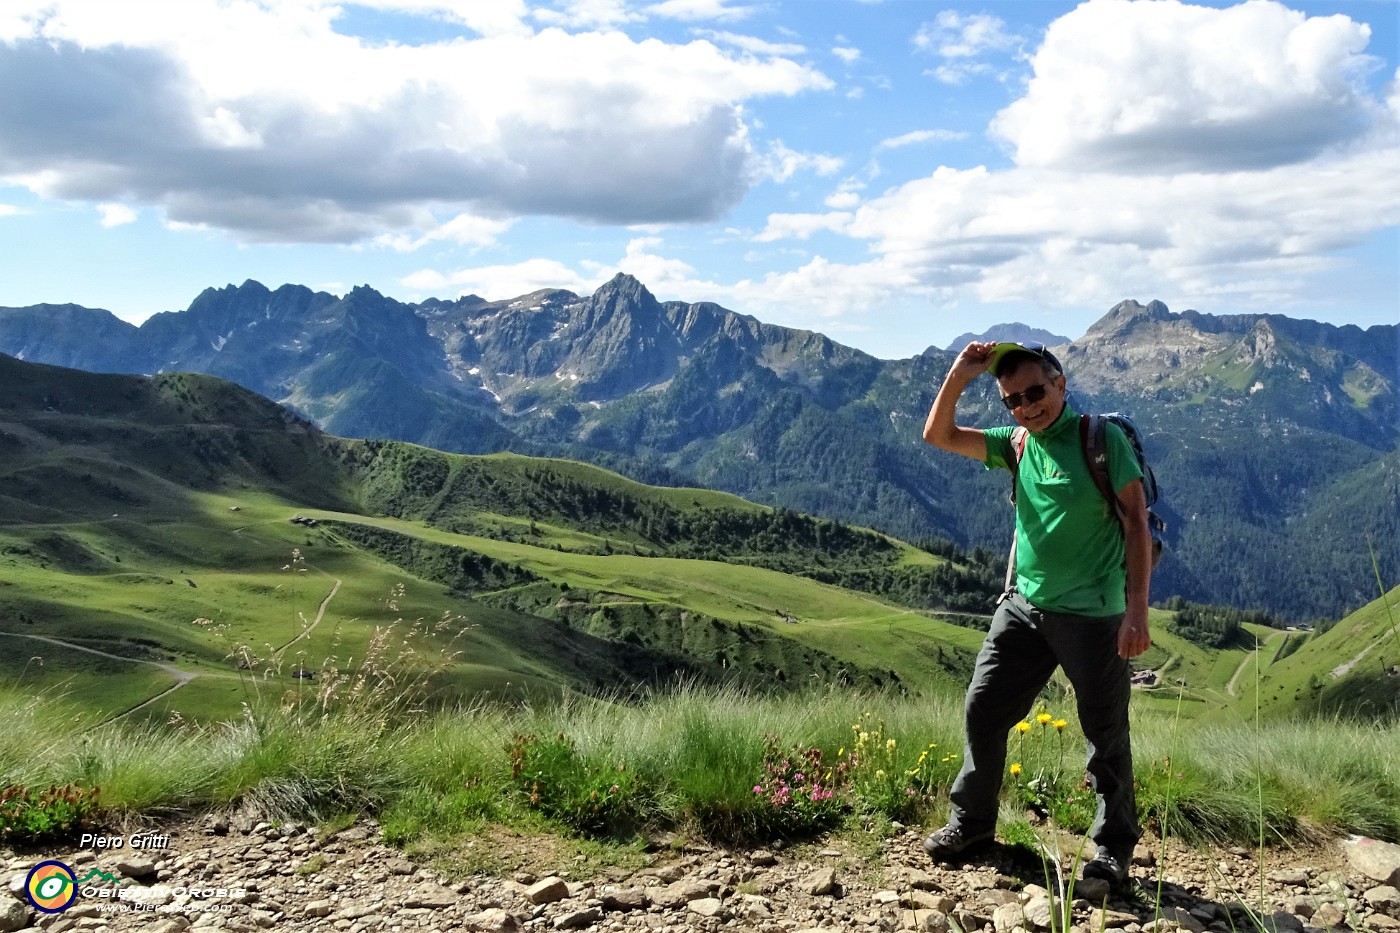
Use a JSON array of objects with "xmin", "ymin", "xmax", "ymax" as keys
[
  {"xmin": 0, "ymin": 277, "xmax": 1395, "ymax": 619},
  {"xmin": 943, "ymin": 323, "xmax": 1073, "ymax": 352}
]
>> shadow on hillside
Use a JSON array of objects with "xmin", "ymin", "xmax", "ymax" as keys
[{"xmin": 1309, "ymin": 668, "xmax": 1400, "ymax": 722}]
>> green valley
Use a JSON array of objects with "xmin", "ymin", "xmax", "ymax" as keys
[{"xmin": 0, "ymin": 353, "xmax": 1395, "ymax": 730}]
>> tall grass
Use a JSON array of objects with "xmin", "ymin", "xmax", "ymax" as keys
[
  {"xmin": 1133, "ymin": 711, "xmax": 1400, "ymax": 844},
  {"xmin": 0, "ymin": 684, "xmax": 72, "ymax": 788},
  {"xmin": 4, "ymin": 680, "xmax": 1399, "ymax": 850}
]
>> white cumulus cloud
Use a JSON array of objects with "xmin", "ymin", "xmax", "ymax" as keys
[
  {"xmin": 533, "ymin": 0, "xmax": 640, "ymax": 30},
  {"xmin": 644, "ymin": 0, "xmax": 756, "ymax": 23},
  {"xmin": 991, "ymin": 0, "xmax": 1382, "ymax": 172},
  {"xmin": 914, "ymin": 10, "xmax": 1015, "ymax": 59},
  {"xmin": 402, "ymin": 258, "xmax": 602, "ymax": 298},
  {"xmin": 374, "ymin": 212, "xmax": 516, "ymax": 252},
  {"xmin": 748, "ymin": 0, "xmax": 1400, "ymax": 322},
  {"xmin": 728, "ymin": 255, "xmax": 921, "ymax": 322},
  {"xmin": 357, "ymin": 0, "xmax": 534, "ymax": 37},
  {"xmin": 759, "ymin": 142, "xmax": 843, "ymax": 184},
  {"xmin": 698, "ymin": 30, "xmax": 804, "ymax": 56},
  {"xmin": 0, "ymin": 0, "xmax": 830, "ymax": 245},
  {"xmin": 96, "ymin": 203, "xmax": 138, "ymax": 227},
  {"xmin": 754, "ymin": 211, "xmax": 852, "ymax": 242},
  {"xmin": 914, "ymin": 11, "xmax": 1018, "ymax": 85}
]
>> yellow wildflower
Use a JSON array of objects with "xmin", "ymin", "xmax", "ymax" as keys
[
  {"xmin": 1015, "ymin": 721, "xmax": 1032, "ymax": 734},
  {"xmin": 1036, "ymin": 712, "xmax": 1053, "ymax": 725},
  {"xmin": 886, "ymin": 738, "xmax": 897, "ymax": 751},
  {"xmin": 1010, "ymin": 762, "xmax": 1023, "ymax": 776},
  {"xmin": 1053, "ymin": 719, "xmax": 1068, "ymax": 732}
]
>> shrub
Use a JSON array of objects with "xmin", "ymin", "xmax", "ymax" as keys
[
  {"xmin": 0, "ymin": 783, "xmax": 103, "ymax": 843},
  {"xmin": 750, "ymin": 736, "xmax": 847, "ymax": 835},
  {"xmin": 507, "ymin": 733, "xmax": 658, "ymax": 835}
]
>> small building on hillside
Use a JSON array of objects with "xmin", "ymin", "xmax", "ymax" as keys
[{"xmin": 1130, "ymin": 669, "xmax": 1158, "ymax": 687}]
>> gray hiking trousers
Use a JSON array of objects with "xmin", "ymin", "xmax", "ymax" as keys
[{"xmin": 946, "ymin": 590, "xmax": 1141, "ymax": 857}]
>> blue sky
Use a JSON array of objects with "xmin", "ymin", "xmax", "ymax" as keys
[{"xmin": 0, "ymin": 0, "xmax": 1396, "ymax": 359}]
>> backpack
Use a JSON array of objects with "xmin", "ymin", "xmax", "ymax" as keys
[{"xmin": 1005, "ymin": 412, "xmax": 1167, "ymax": 593}]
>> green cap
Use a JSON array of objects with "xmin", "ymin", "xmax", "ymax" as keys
[{"xmin": 986, "ymin": 342, "xmax": 1063, "ymax": 376}]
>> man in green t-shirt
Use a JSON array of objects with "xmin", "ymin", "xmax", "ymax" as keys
[{"xmin": 919, "ymin": 340, "xmax": 1153, "ymax": 886}]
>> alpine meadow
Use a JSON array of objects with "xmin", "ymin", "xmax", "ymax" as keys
[
  {"xmin": 3, "ymin": 0, "xmax": 1400, "ymax": 927},
  {"xmin": 1, "ymin": 281, "xmax": 1398, "ymax": 932},
  {"xmin": 0, "ymin": 279, "xmax": 1395, "ymax": 728}
]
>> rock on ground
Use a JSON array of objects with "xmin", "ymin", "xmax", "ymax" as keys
[{"xmin": 1, "ymin": 816, "xmax": 1396, "ymax": 932}]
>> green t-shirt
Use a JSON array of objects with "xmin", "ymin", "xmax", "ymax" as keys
[{"xmin": 985, "ymin": 404, "xmax": 1143, "ymax": 616}]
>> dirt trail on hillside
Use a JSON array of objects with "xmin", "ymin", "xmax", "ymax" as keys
[
  {"xmin": 0, "ymin": 631, "xmax": 198, "ymax": 684},
  {"xmin": 0, "ymin": 631, "xmax": 214, "ymax": 722},
  {"xmin": 1332, "ymin": 638, "xmax": 1383, "ymax": 679},
  {"xmin": 0, "ymin": 571, "xmax": 339, "ymax": 721},
  {"xmin": 270, "ymin": 577, "xmax": 343, "ymax": 660}
]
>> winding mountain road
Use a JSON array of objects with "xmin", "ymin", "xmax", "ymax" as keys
[
  {"xmin": 0, "ymin": 569, "xmax": 342, "ymax": 722},
  {"xmin": 0, "ymin": 631, "xmax": 206, "ymax": 722},
  {"xmin": 1225, "ymin": 631, "xmax": 1282, "ymax": 697}
]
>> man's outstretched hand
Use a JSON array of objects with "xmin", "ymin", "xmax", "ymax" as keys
[{"xmin": 1119, "ymin": 606, "xmax": 1151, "ymax": 659}]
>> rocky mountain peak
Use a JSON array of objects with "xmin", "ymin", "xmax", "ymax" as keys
[
  {"xmin": 180, "ymin": 280, "xmax": 327, "ymax": 325},
  {"xmin": 1083, "ymin": 299, "xmax": 1175, "ymax": 341},
  {"xmin": 1245, "ymin": 317, "xmax": 1280, "ymax": 366},
  {"xmin": 544, "ymin": 274, "xmax": 679, "ymax": 396},
  {"xmin": 943, "ymin": 323, "xmax": 1073, "ymax": 353},
  {"xmin": 185, "ymin": 280, "xmax": 265, "ymax": 317},
  {"xmin": 1065, "ymin": 298, "xmax": 1232, "ymax": 394},
  {"xmin": 590, "ymin": 273, "xmax": 660, "ymax": 319},
  {"xmin": 415, "ymin": 294, "xmax": 489, "ymax": 322}
]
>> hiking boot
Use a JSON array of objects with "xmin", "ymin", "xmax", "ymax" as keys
[
  {"xmin": 922, "ymin": 824, "xmax": 994, "ymax": 862},
  {"xmin": 1081, "ymin": 847, "xmax": 1129, "ymax": 885}
]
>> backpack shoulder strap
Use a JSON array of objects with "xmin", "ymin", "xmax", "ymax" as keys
[
  {"xmin": 1003, "ymin": 426, "xmax": 1030, "ymax": 595},
  {"xmin": 1012, "ymin": 426, "xmax": 1029, "ymax": 460},
  {"xmin": 1008, "ymin": 426, "xmax": 1029, "ymax": 503},
  {"xmin": 1081, "ymin": 414, "xmax": 1125, "ymax": 524}
]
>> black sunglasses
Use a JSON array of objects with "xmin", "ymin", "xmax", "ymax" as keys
[{"xmin": 1001, "ymin": 383, "xmax": 1050, "ymax": 411}]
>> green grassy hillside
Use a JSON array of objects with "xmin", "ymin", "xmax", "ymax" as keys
[
  {"xmin": 1228, "ymin": 589, "xmax": 1400, "ymax": 720},
  {"xmin": 0, "ymin": 354, "xmax": 1394, "ymax": 728},
  {"xmin": 0, "ymin": 358, "xmax": 1001, "ymax": 723}
]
